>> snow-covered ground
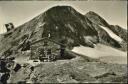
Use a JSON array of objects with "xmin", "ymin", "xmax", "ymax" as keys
[
  {"xmin": 14, "ymin": 56, "xmax": 41, "ymax": 66},
  {"xmin": 72, "ymin": 44, "xmax": 127, "ymax": 64},
  {"xmin": 100, "ymin": 25, "xmax": 123, "ymax": 43}
]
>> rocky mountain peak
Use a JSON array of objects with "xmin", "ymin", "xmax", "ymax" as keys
[
  {"xmin": 39, "ymin": 6, "xmax": 99, "ymax": 47},
  {"xmin": 46, "ymin": 5, "xmax": 74, "ymax": 12},
  {"xmin": 86, "ymin": 11, "xmax": 98, "ymax": 15},
  {"xmin": 85, "ymin": 11, "xmax": 127, "ymax": 51},
  {"xmin": 86, "ymin": 11, "xmax": 110, "ymax": 27}
]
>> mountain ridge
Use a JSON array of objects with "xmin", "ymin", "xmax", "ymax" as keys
[
  {"xmin": 85, "ymin": 11, "xmax": 127, "ymax": 51},
  {"xmin": 85, "ymin": 11, "xmax": 127, "ymax": 41}
]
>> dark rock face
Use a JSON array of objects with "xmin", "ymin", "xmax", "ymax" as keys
[
  {"xmin": 86, "ymin": 11, "xmax": 127, "ymax": 43},
  {"xmin": 92, "ymin": 24, "xmax": 121, "ymax": 48},
  {"xmin": 109, "ymin": 25, "xmax": 127, "ymax": 42},
  {"xmin": 86, "ymin": 11, "xmax": 110, "ymax": 27},
  {"xmin": 13, "ymin": 64, "xmax": 21, "ymax": 72},
  {"xmin": 85, "ymin": 11, "xmax": 127, "ymax": 50},
  {"xmin": 41, "ymin": 6, "xmax": 99, "ymax": 47}
]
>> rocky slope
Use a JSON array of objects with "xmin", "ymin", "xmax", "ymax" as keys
[
  {"xmin": 85, "ymin": 11, "xmax": 127, "ymax": 51},
  {"xmin": 85, "ymin": 11, "xmax": 110, "ymax": 27},
  {"xmin": 0, "ymin": 6, "xmax": 127, "ymax": 83},
  {"xmin": 8, "ymin": 56, "xmax": 127, "ymax": 83}
]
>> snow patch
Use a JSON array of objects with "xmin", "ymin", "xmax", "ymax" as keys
[
  {"xmin": 67, "ymin": 24, "xmax": 75, "ymax": 32},
  {"xmin": 27, "ymin": 60, "xmax": 41, "ymax": 66},
  {"xmin": 100, "ymin": 25, "xmax": 123, "ymax": 43},
  {"xmin": 14, "ymin": 56, "xmax": 41, "ymax": 66},
  {"xmin": 38, "ymin": 22, "xmax": 45, "ymax": 27},
  {"xmin": 56, "ymin": 26, "xmax": 58, "ymax": 29},
  {"xmin": 72, "ymin": 44, "xmax": 127, "ymax": 64}
]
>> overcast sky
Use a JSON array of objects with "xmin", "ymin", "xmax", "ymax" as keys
[{"xmin": 0, "ymin": 1, "xmax": 127, "ymax": 34}]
